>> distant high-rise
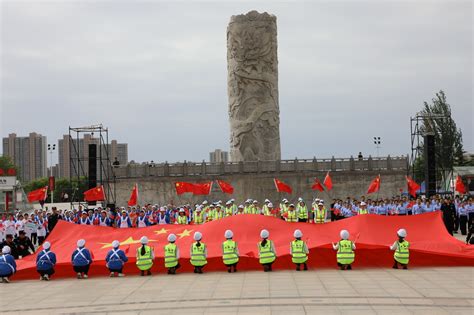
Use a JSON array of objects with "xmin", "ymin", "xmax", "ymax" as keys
[
  {"xmin": 2, "ymin": 133, "xmax": 47, "ymax": 182},
  {"xmin": 58, "ymin": 134, "xmax": 128, "ymax": 178},
  {"xmin": 210, "ymin": 149, "xmax": 229, "ymax": 163}
]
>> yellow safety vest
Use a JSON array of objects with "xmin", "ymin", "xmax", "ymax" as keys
[
  {"xmin": 337, "ymin": 240, "xmax": 354, "ymax": 265},
  {"xmin": 194, "ymin": 211, "xmax": 204, "ymax": 224},
  {"xmin": 314, "ymin": 207, "xmax": 326, "ymax": 223},
  {"xmin": 394, "ymin": 240, "xmax": 409, "ymax": 264},
  {"xmin": 222, "ymin": 240, "xmax": 239, "ymax": 265},
  {"xmin": 164, "ymin": 243, "xmax": 178, "ymax": 268},
  {"xmin": 262, "ymin": 205, "xmax": 271, "ymax": 216},
  {"xmin": 358, "ymin": 208, "xmax": 368, "ymax": 215},
  {"xmin": 297, "ymin": 205, "xmax": 308, "ymax": 219},
  {"xmin": 190, "ymin": 243, "xmax": 207, "ymax": 266},
  {"xmin": 213, "ymin": 211, "xmax": 223, "ymax": 221},
  {"xmin": 225, "ymin": 207, "xmax": 233, "ymax": 217},
  {"xmin": 177, "ymin": 215, "xmax": 187, "ymax": 224},
  {"xmin": 280, "ymin": 204, "xmax": 288, "ymax": 214},
  {"xmin": 291, "ymin": 240, "xmax": 308, "ymax": 264},
  {"xmin": 287, "ymin": 210, "xmax": 298, "ymax": 222},
  {"xmin": 136, "ymin": 245, "xmax": 153, "ymax": 270},
  {"xmin": 258, "ymin": 240, "xmax": 276, "ymax": 264},
  {"xmin": 244, "ymin": 206, "xmax": 251, "ymax": 214}
]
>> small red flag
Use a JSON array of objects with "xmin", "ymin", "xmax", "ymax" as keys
[
  {"xmin": 406, "ymin": 176, "xmax": 420, "ymax": 197},
  {"xmin": 274, "ymin": 178, "xmax": 292, "ymax": 194},
  {"xmin": 128, "ymin": 184, "xmax": 139, "ymax": 206},
  {"xmin": 193, "ymin": 182, "xmax": 212, "ymax": 195},
  {"xmin": 84, "ymin": 185, "xmax": 106, "ymax": 202},
  {"xmin": 367, "ymin": 175, "xmax": 381, "ymax": 194},
  {"xmin": 216, "ymin": 180, "xmax": 234, "ymax": 194},
  {"xmin": 455, "ymin": 175, "xmax": 467, "ymax": 194},
  {"xmin": 175, "ymin": 182, "xmax": 194, "ymax": 195},
  {"xmin": 311, "ymin": 178, "xmax": 324, "ymax": 192},
  {"xmin": 27, "ymin": 186, "xmax": 48, "ymax": 203},
  {"xmin": 323, "ymin": 172, "xmax": 333, "ymax": 191}
]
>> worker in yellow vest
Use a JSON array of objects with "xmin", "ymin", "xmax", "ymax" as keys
[
  {"xmin": 358, "ymin": 202, "xmax": 369, "ymax": 215},
  {"xmin": 280, "ymin": 199, "xmax": 289, "ymax": 218},
  {"xmin": 224, "ymin": 201, "xmax": 233, "ymax": 217},
  {"xmin": 390, "ymin": 229, "xmax": 409, "ymax": 269},
  {"xmin": 136, "ymin": 236, "xmax": 154, "ymax": 276},
  {"xmin": 313, "ymin": 202, "xmax": 327, "ymax": 224},
  {"xmin": 214, "ymin": 205, "xmax": 224, "ymax": 220},
  {"xmin": 206, "ymin": 204, "xmax": 215, "ymax": 222},
  {"xmin": 258, "ymin": 229, "xmax": 276, "ymax": 272},
  {"xmin": 236, "ymin": 205, "xmax": 245, "ymax": 214},
  {"xmin": 190, "ymin": 232, "xmax": 207, "ymax": 274},
  {"xmin": 176, "ymin": 209, "xmax": 188, "ymax": 224},
  {"xmin": 229, "ymin": 199, "xmax": 237, "ymax": 215},
  {"xmin": 222, "ymin": 230, "xmax": 239, "ymax": 273},
  {"xmin": 297, "ymin": 199, "xmax": 308, "ymax": 222},
  {"xmin": 252, "ymin": 200, "xmax": 260, "ymax": 214},
  {"xmin": 243, "ymin": 200, "xmax": 252, "ymax": 214},
  {"xmin": 262, "ymin": 202, "xmax": 273, "ymax": 216},
  {"xmin": 262, "ymin": 199, "xmax": 270, "ymax": 215},
  {"xmin": 291, "ymin": 229, "xmax": 309, "ymax": 271},
  {"xmin": 286, "ymin": 204, "xmax": 298, "ymax": 222},
  {"xmin": 193, "ymin": 206, "xmax": 205, "ymax": 224},
  {"xmin": 164, "ymin": 233, "xmax": 180, "ymax": 274},
  {"xmin": 332, "ymin": 230, "xmax": 355, "ymax": 270}
]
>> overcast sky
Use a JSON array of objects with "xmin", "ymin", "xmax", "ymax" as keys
[{"xmin": 1, "ymin": 1, "xmax": 472, "ymax": 164}]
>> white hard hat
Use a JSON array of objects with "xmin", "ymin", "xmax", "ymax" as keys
[
  {"xmin": 195, "ymin": 206, "xmax": 202, "ymax": 212},
  {"xmin": 168, "ymin": 234, "xmax": 177, "ymax": 242},
  {"xmin": 264, "ymin": 199, "xmax": 270, "ymax": 203},
  {"xmin": 2, "ymin": 245, "xmax": 11, "ymax": 254},
  {"xmin": 253, "ymin": 200, "xmax": 258, "ymax": 204},
  {"xmin": 140, "ymin": 236, "xmax": 149, "ymax": 244},
  {"xmin": 294, "ymin": 229, "xmax": 303, "ymax": 238},
  {"xmin": 397, "ymin": 229, "xmax": 407, "ymax": 238},
  {"xmin": 360, "ymin": 202, "xmax": 367, "ymax": 206},
  {"xmin": 340, "ymin": 230, "xmax": 350, "ymax": 240},
  {"xmin": 43, "ymin": 241, "xmax": 51, "ymax": 250},
  {"xmin": 282, "ymin": 198, "xmax": 288, "ymax": 202},
  {"xmin": 318, "ymin": 202, "xmax": 324, "ymax": 206},
  {"xmin": 194, "ymin": 232, "xmax": 202, "ymax": 241},
  {"xmin": 160, "ymin": 207, "xmax": 166, "ymax": 212},
  {"xmin": 202, "ymin": 200, "xmax": 208, "ymax": 205},
  {"xmin": 225, "ymin": 230, "xmax": 233, "ymax": 239},
  {"xmin": 226, "ymin": 200, "xmax": 231, "ymax": 205},
  {"xmin": 320, "ymin": 199, "xmax": 324, "ymax": 203},
  {"xmin": 112, "ymin": 240, "xmax": 120, "ymax": 248},
  {"xmin": 77, "ymin": 239, "xmax": 86, "ymax": 247},
  {"xmin": 238, "ymin": 205, "xmax": 244, "ymax": 209},
  {"xmin": 268, "ymin": 203, "xmax": 273, "ymax": 208},
  {"xmin": 260, "ymin": 229, "xmax": 269, "ymax": 239},
  {"xmin": 298, "ymin": 197, "xmax": 303, "ymax": 202},
  {"xmin": 289, "ymin": 204, "xmax": 295, "ymax": 207},
  {"xmin": 179, "ymin": 208, "xmax": 185, "ymax": 213},
  {"xmin": 230, "ymin": 198, "xmax": 235, "ymax": 202}
]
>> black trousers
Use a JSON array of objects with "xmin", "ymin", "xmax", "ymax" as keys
[
  {"xmin": 38, "ymin": 236, "xmax": 45, "ymax": 245},
  {"xmin": 73, "ymin": 264, "xmax": 90, "ymax": 274},
  {"xmin": 298, "ymin": 218, "xmax": 307, "ymax": 223},
  {"xmin": 459, "ymin": 215, "xmax": 468, "ymax": 235},
  {"xmin": 37, "ymin": 269, "xmax": 55, "ymax": 276},
  {"xmin": 469, "ymin": 213, "xmax": 474, "ymax": 228},
  {"xmin": 108, "ymin": 267, "xmax": 123, "ymax": 273},
  {"xmin": 31, "ymin": 233, "xmax": 37, "ymax": 245},
  {"xmin": 454, "ymin": 215, "xmax": 460, "ymax": 232}
]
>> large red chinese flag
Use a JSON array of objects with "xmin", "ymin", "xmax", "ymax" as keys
[
  {"xmin": 128, "ymin": 184, "xmax": 138, "ymax": 206},
  {"xmin": 323, "ymin": 172, "xmax": 333, "ymax": 191},
  {"xmin": 84, "ymin": 185, "xmax": 106, "ymax": 202},
  {"xmin": 193, "ymin": 182, "xmax": 212, "ymax": 195},
  {"xmin": 27, "ymin": 186, "xmax": 48, "ymax": 203},
  {"xmin": 455, "ymin": 175, "xmax": 467, "ymax": 194},
  {"xmin": 406, "ymin": 176, "xmax": 420, "ymax": 197},
  {"xmin": 274, "ymin": 178, "xmax": 292, "ymax": 194},
  {"xmin": 367, "ymin": 175, "xmax": 381, "ymax": 194},
  {"xmin": 217, "ymin": 180, "xmax": 234, "ymax": 194},
  {"xmin": 175, "ymin": 182, "xmax": 194, "ymax": 195},
  {"xmin": 311, "ymin": 178, "xmax": 324, "ymax": 192}
]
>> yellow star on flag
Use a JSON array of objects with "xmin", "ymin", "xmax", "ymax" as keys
[
  {"xmin": 154, "ymin": 228, "xmax": 169, "ymax": 235},
  {"xmin": 100, "ymin": 237, "xmax": 158, "ymax": 249},
  {"xmin": 177, "ymin": 229, "xmax": 193, "ymax": 239}
]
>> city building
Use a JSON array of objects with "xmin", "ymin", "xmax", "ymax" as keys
[
  {"xmin": 2, "ymin": 133, "xmax": 47, "ymax": 182},
  {"xmin": 209, "ymin": 149, "xmax": 229, "ymax": 163},
  {"xmin": 58, "ymin": 134, "xmax": 128, "ymax": 178}
]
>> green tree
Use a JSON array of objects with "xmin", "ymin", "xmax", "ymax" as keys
[
  {"xmin": 0, "ymin": 156, "xmax": 18, "ymax": 172},
  {"xmin": 420, "ymin": 90, "xmax": 464, "ymax": 188},
  {"xmin": 24, "ymin": 177, "xmax": 88, "ymax": 203}
]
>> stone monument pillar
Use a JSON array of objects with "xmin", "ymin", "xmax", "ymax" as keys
[{"xmin": 227, "ymin": 11, "xmax": 281, "ymax": 162}]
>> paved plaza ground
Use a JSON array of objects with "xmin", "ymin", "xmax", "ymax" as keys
[{"xmin": 1, "ymin": 267, "xmax": 473, "ymax": 315}]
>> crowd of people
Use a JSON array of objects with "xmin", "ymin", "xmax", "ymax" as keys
[{"xmin": 0, "ymin": 227, "xmax": 411, "ymax": 283}]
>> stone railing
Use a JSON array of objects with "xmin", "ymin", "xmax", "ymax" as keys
[{"xmin": 113, "ymin": 156, "xmax": 408, "ymax": 178}]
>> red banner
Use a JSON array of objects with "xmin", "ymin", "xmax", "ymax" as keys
[
  {"xmin": 49, "ymin": 176, "xmax": 55, "ymax": 191},
  {"xmin": 13, "ymin": 212, "xmax": 474, "ymax": 280}
]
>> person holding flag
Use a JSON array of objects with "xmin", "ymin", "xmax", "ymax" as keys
[
  {"xmin": 190, "ymin": 232, "xmax": 207, "ymax": 274},
  {"xmin": 164, "ymin": 234, "xmax": 180, "ymax": 274},
  {"xmin": 297, "ymin": 199, "xmax": 308, "ymax": 222},
  {"xmin": 258, "ymin": 229, "xmax": 276, "ymax": 272},
  {"xmin": 222, "ymin": 230, "xmax": 239, "ymax": 273},
  {"xmin": 72, "ymin": 239, "xmax": 93, "ymax": 279},
  {"xmin": 332, "ymin": 230, "xmax": 356, "ymax": 270},
  {"xmin": 36, "ymin": 241, "xmax": 56, "ymax": 281},
  {"xmin": 290, "ymin": 229, "xmax": 309, "ymax": 271},
  {"xmin": 390, "ymin": 229, "xmax": 410, "ymax": 269},
  {"xmin": 105, "ymin": 240, "xmax": 128, "ymax": 277},
  {"xmin": 313, "ymin": 201, "xmax": 327, "ymax": 223}
]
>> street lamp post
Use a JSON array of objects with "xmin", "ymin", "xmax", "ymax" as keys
[
  {"xmin": 373, "ymin": 137, "xmax": 381, "ymax": 159},
  {"xmin": 47, "ymin": 144, "xmax": 56, "ymax": 203}
]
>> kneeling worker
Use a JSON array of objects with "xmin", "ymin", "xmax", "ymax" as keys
[
  {"xmin": 222, "ymin": 229, "xmax": 239, "ymax": 273},
  {"xmin": 291, "ymin": 229, "xmax": 309, "ymax": 271},
  {"xmin": 72, "ymin": 239, "xmax": 93, "ymax": 279},
  {"xmin": 0, "ymin": 246, "xmax": 16, "ymax": 283},
  {"xmin": 164, "ymin": 233, "xmax": 180, "ymax": 274},
  {"xmin": 106, "ymin": 240, "xmax": 128, "ymax": 277},
  {"xmin": 258, "ymin": 229, "xmax": 276, "ymax": 272},
  {"xmin": 390, "ymin": 228, "xmax": 409, "ymax": 269},
  {"xmin": 190, "ymin": 232, "xmax": 207, "ymax": 274},
  {"xmin": 136, "ymin": 236, "xmax": 154, "ymax": 276},
  {"xmin": 36, "ymin": 241, "xmax": 56, "ymax": 281},
  {"xmin": 332, "ymin": 230, "xmax": 355, "ymax": 270}
]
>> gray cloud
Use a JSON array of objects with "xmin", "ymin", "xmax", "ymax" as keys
[{"xmin": 1, "ymin": 1, "xmax": 472, "ymax": 163}]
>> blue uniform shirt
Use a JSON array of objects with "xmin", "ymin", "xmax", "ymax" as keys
[
  {"xmin": 0, "ymin": 254, "xmax": 16, "ymax": 276},
  {"xmin": 72, "ymin": 247, "xmax": 92, "ymax": 266},
  {"xmin": 105, "ymin": 248, "xmax": 128, "ymax": 270},
  {"xmin": 36, "ymin": 249, "xmax": 57, "ymax": 271}
]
